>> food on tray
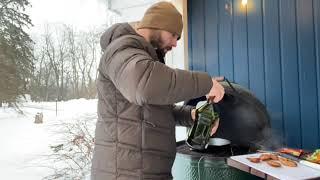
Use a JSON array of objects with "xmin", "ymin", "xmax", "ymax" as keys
[
  {"xmin": 270, "ymin": 154, "xmax": 279, "ymax": 160},
  {"xmin": 260, "ymin": 153, "xmax": 272, "ymax": 161},
  {"xmin": 267, "ymin": 160, "xmax": 282, "ymax": 167},
  {"xmin": 306, "ymin": 149, "xmax": 320, "ymax": 164},
  {"xmin": 247, "ymin": 157, "xmax": 261, "ymax": 163},
  {"xmin": 246, "ymin": 153, "xmax": 298, "ymax": 168},
  {"xmin": 279, "ymin": 148, "xmax": 303, "ymax": 157},
  {"xmin": 278, "ymin": 156, "xmax": 298, "ymax": 167}
]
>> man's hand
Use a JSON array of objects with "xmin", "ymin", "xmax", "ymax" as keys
[
  {"xmin": 206, "ymin": 78, "xmax": 225, "ymax": 103},
  {"xmin": 210, "ymin": 118, "xmax": 219, "ymax": 136},
  {"xmin": 213, "ymin": 76, "xmax": 225, "ymax": 82},
  {"xmin": 191, "ymin": 109, "xmax": 196, "ymax": 121}
]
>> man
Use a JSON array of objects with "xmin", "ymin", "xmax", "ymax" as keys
[{"xmin": 91, "ymin": 2, "xmax": 225, "ymax": 180}]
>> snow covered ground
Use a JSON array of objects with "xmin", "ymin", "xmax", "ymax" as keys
[
  {"xmin": 0, "ymin": 99, "xmax": 98, "ymax": 179},
  {"xmin": 0, "ymin": 99, "xmax": 187, "ymax": 179}
]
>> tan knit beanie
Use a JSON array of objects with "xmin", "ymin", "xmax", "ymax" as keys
[{"xmin": 137, "ymin": 2, "xmax": 183, "ymax": 38}]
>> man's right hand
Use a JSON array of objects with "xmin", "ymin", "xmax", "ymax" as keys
[{"xmin": 206, "ymin": 78, "xmax": 225, "ymax": 103}]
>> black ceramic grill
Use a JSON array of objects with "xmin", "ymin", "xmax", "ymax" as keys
[
  {"xmin": 172, "ymin": 81, "xmax": 269, "ymax": 180},
  {"xmin": 173, "ymin": 141, "xmax": 262, "ymax": 180},
  {"xmin": 177, "ymin": 141, "xmax": 256, "ymax": 158}
]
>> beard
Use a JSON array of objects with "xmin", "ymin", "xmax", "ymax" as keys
[
  {"xmin": 149, "ymin": 30, "xmax": 167, "ymax": 64},
  {"xmin": 150, "ymin": 30, "xmax": 163, "ymax": 49},
  {"xmin": 149, "ymin": 31, "xmax": 173, "ymax": 52},
  {"xmin": 155, "ymin": 48, "xmax": 166, "ymax": 64}
]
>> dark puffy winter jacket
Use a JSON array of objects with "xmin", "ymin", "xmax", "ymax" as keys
[{"xmin": 91, "ymin": 23, "xmax": 212, "ymax": 180}]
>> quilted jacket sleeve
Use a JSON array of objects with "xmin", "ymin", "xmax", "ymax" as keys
[
  {"xmin": 100, "ymin": 47, "xmax": 212, "ymax": 106},
  {"xmin": 172, "ymin": 105, "xmax": 194, "ymax": 127}
]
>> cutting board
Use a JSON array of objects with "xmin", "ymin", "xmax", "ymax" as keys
[{"xmin": 227, "ymin": 153, "xmax": 320, "ymax": 180}]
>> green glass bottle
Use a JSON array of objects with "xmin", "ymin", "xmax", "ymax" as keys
[{"xmin": 186, "ymin": 102, "xmax": 219, "ymax": 150}]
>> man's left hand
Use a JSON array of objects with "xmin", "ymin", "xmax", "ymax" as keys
[{"xmin": 210, "ymin": 118, "xmax": 219, "ymax": 136}]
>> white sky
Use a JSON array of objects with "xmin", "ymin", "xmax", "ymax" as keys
[{"xmin": 28, "ymin": 0, "xmax": 109, "ymax": 31}]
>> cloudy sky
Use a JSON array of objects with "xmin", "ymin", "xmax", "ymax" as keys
[{"xmin": 28, "ymin": 0, "xmax": 109, "ymax": 31}]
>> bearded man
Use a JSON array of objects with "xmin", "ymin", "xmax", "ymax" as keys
[{"xmin": 91, "ymin": 2, "xmax": 225, "ymax": 180}]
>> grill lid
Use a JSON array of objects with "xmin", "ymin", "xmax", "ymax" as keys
[{"xmin": 185, "ymin": 82, "xmax": 271, "ymax": 147}]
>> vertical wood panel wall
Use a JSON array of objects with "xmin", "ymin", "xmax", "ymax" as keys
[{"xmin": 188, "ymin": 0, "xmax": 320, "ymax": 149}]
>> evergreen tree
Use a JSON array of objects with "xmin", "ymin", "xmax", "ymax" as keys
[{"xmin": 0, "ymin": 0, "xmax": 33, "ymax": 106}]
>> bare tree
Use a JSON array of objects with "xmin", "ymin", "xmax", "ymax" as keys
[
  {"xmin": 30, "ymin": 32, "xmax": 54, "ymax": 102},
  {"xmin": 44, "ymin": 27, "xmax": 61, "ymax": 101},
  {"xmin": 30, "ymin": 23, "xmax": 102, "ymax": 101},
  {"xmin": 85, "ymin": 30, "xmax": 99, "ymax": 98},
  {"xmin": 43, "ymin": 55, "xmax": 53, "ymax": 101},
  {"xmin": 78, "ymin": 37, "xmax": 88, "ymax": 97},
  {"xmin": 56, "ymin": 27, "xmax": 67, "ymax": 101},
  {"xmin": 66, "ymin": 26, "xmax": 80, "ymax": 99}
]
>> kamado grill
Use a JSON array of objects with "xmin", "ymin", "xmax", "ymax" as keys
[
  {"xmin": 172, "ymin": 82, "xmax": 271, "ymax": 180},
  {"xmin": 173, "ymin": 141, "xmax": 261, "ymax": 180}
]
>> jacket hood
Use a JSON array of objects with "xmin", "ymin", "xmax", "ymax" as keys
[
  {"xmin": 100, "ymin": 22, "xmax": 160, "ymax": 61},
  {"xmin": 100, "ymin": 23, "xmax": 138, "ymax": 51}
]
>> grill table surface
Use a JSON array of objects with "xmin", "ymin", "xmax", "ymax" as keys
[{"xmin": 228, "ymin": 153, "xmax": 320, "ymax": 180}]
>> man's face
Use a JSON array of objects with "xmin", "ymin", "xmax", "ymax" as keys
[{"xmin": 150, "ymin": 30, "xmax": 179, "ymax": 54}]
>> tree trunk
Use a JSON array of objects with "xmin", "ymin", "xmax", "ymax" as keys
[
  {"xmin": 81, "ymin": 70, "xmax": 86, "ymax": 97},
  {"xmin": 44, "ymin": 66, "xmax": 51, "ymax": 101},
  {"xmin": 45, "ymin": 80, "xmax": 49, "ymax": 101},
  {"xmin": 56, "ymin": 74, "xmax": 59, "ymax": 101},
  {"xmin": 72, "ymin": 60, "xmax": 79, "ymax": 98},
  {"xmin": 60, "ymin": 62, "xmax": 64, "ymax": 101}
]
